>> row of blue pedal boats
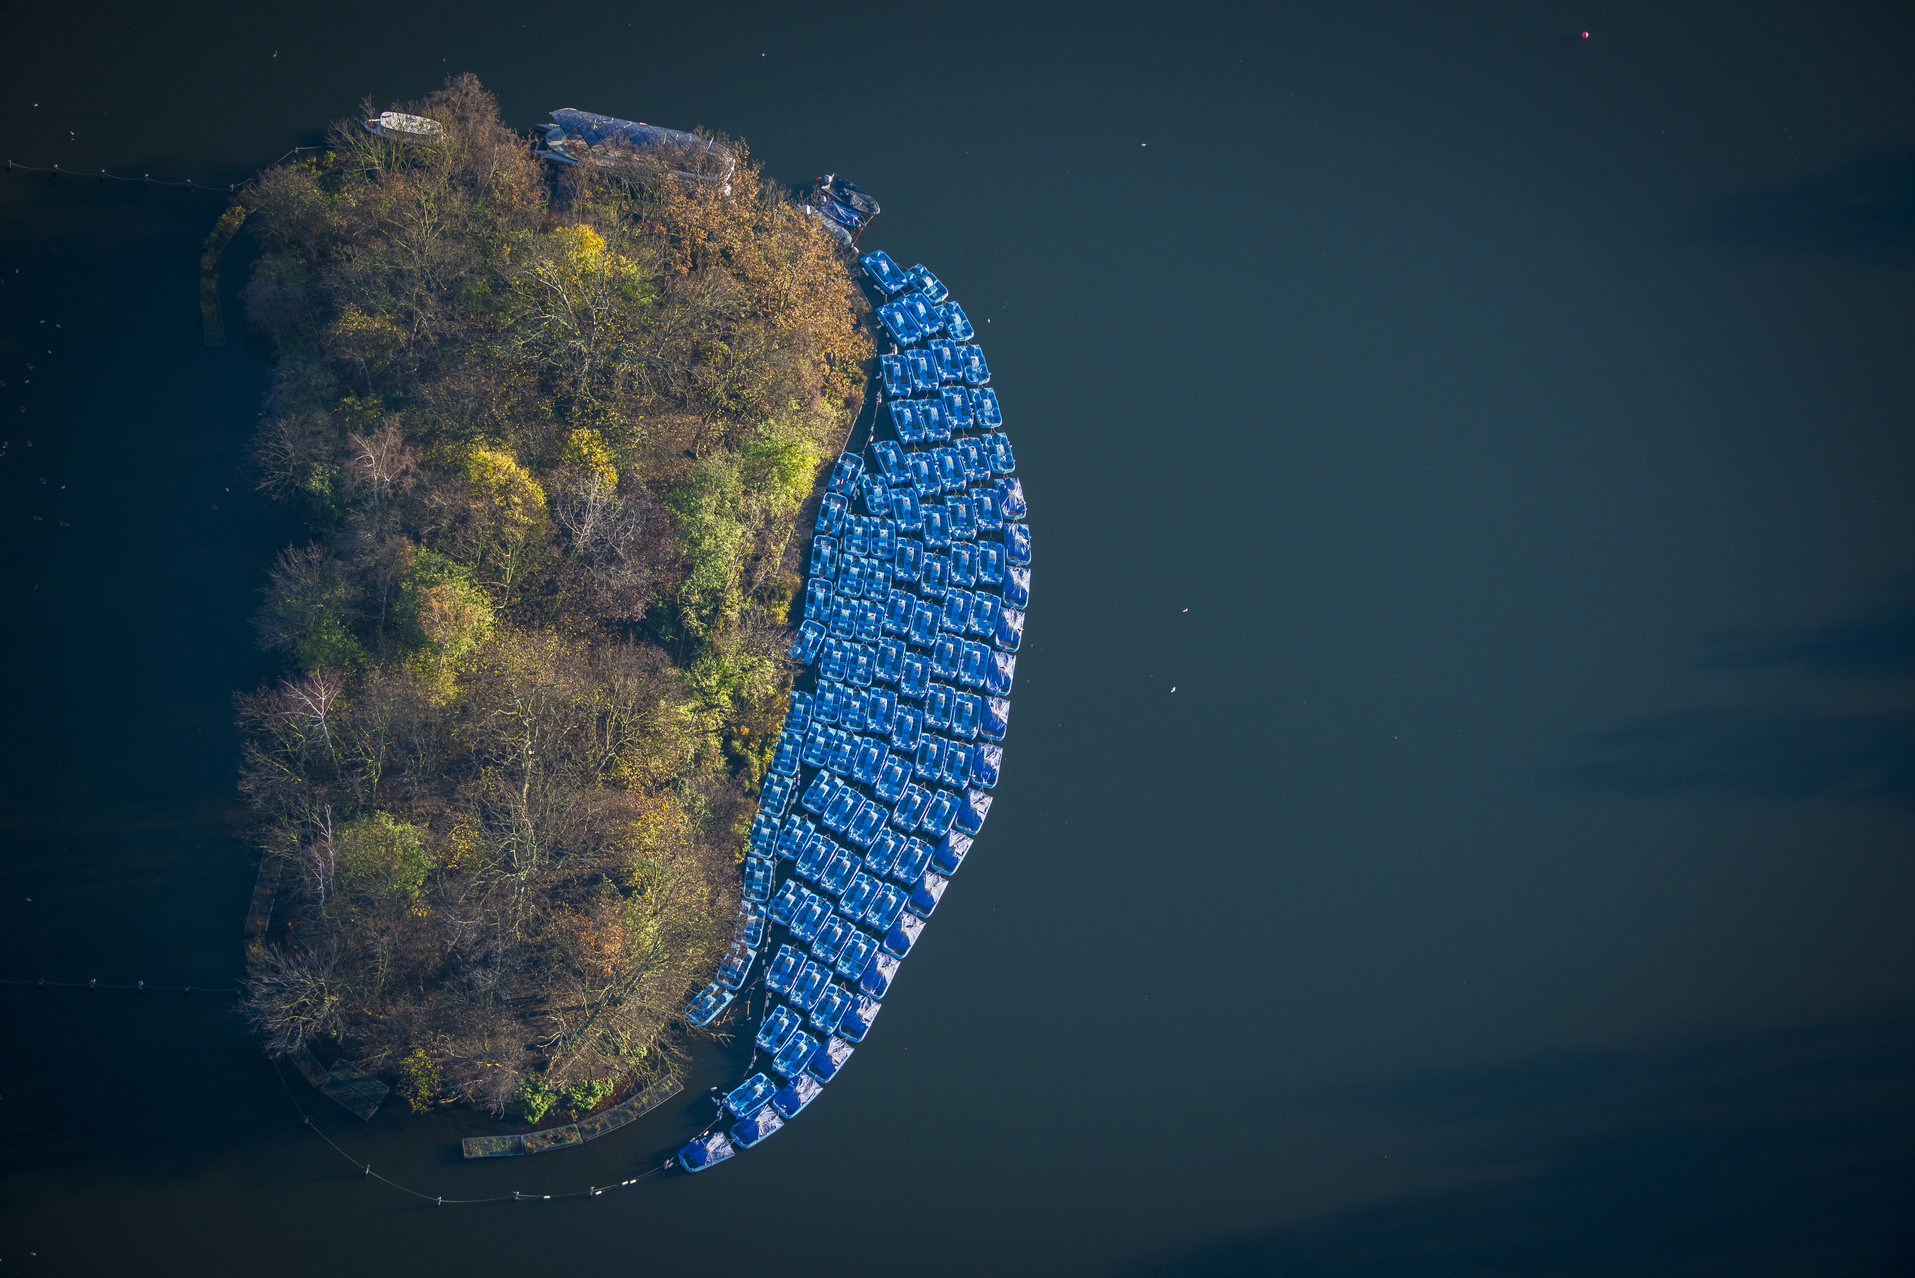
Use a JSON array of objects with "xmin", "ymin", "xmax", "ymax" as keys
[{"xmin": 676, "ymin": 249, "xmax": 1029, "ymax": 1171}]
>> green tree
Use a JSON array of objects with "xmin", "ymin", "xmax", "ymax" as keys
[{"xmin": 333, "ymin": 810, "xmax": 432, "ymax": 900}]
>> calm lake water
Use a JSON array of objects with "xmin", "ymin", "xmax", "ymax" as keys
[{"xmin": 4, "ymin": 3, "xmax": 1914, "ymax": 1273}]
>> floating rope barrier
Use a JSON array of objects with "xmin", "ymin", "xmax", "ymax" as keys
[
  {"xmin": 8, "ymin": 974, "xmax": 681, "ymax": 1200},
  {"xmin": 3, "ymin": 147, "xmax": 325, "ymax": 193},
  {"xmin": 0, "ymin": 976, "xmax": 239, "ymax": 994},
  {"xmin": 271, "ymin": 1058, "xmax": 676, "ymax": 1206}
]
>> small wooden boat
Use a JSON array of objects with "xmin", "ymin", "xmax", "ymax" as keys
[{"xmin": 363, "ymin": 111, "xmax": 444, "ymax": 142}]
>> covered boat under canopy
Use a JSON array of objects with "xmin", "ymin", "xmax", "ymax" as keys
[
  {"xmin": 540, "ymin": 109, "xmax": 735, "ymax": 186},
  {"xmin": 772, "ymin": 1072, "xmax": 824, "ymax": 1118},
  {"xmin": 678, "ymin": 1131, "xmax": 735, "ymax": 1173},
  {"xmin": 731, "ymin": 1104, "xmax": 784, "ymax": 1148}
]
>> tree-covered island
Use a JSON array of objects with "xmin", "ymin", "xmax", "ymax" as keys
[{"xmin": 235, "ymin": 76, "xmax": 870, "ymax": 1121}]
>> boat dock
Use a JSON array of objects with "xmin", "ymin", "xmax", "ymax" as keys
[{"xmin": 679, "ymin": 249, "xmax": 1028, "ymax": 1172}]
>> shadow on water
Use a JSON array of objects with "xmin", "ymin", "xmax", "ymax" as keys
[
  {"xmin": 1704, "ymin": 576, "xmax": 1915, "ymax": 681},
  {"xmin": 1552, "ymin": 579, "xmax": 1915, "ymax": 807},
  {"xmin": 1549, "ymin": 707, "xmax": 1915, "ymax": 807},
  {"xmin": 1125, "ymin": 1018, "xmax": 1915, "ymax": 1277},
  {"xmin": 1695, "ymin": 150, "xmax": 1915, "ymax": 262}
]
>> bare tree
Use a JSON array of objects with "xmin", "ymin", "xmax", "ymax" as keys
[
  {"xmin": 344, "ymin": 417, "xmax": 417, "ymax": 515},
  {"xmin": 241, "ymin": 938, "xmax": 348, "ymax": 1056}
]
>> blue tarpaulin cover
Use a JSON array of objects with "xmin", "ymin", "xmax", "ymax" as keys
[
  {"xmin": 726, "ymin": 1073, "xmax": 777, "ymax": 1117},
  {"xmin": 837, "ymin": 993, "xmax": 881, "ymax": 1042},
  {"xmin": 732, "ymin": 1105, "xmax": 784, "ymax": 1148},
  {"xmin": 931, "ymin": 830, "xmax": 973, "ymax": 875},
  {"xmin": 771, "ymin": 1072, "xmax": 824, "ymax": 1118},
  {"xmin": 997, "ymin": 477, "xmax": 1027, "ymax": 519},
  {"xmin": 909, "ymin": 870, "xmax": 949, "ymax": 915},
  {"xmin": 807, "ymin": 1035, "xmax": 856, "ymax": 1083},
  {"xmin": 971, "ymin": 742, "xmax": 1004, "ymax": 789},
  {"xmin": 679, "ymin": 1131, "xmax": 735, "ymax": 1172},
  {"xmin": 1003, "ymin": 565, "xmax": 1031, "ymax": 608},
  {"xmin": 1004, "ymin": 522, "xmax": 1032, "ymax": 565},
  {"xmin": 996, "ymin": 606, "xmax": 1025, "ymax": 651},
  {"xmin": 883, "ymin": 911, "xmax": 926, "ymax": 957},
  {"xmin": 955, "ymin": 787, "xmax": 993, "ymax": 835},
  {"xmin": 986, "ymin": 650, "xmax": 1017, "ymax": 695},
  {"xmin": 860, "ymin": 950, "xmax": 901, "ymax": 998}
]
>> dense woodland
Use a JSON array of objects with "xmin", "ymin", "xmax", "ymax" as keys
[{"xmin": 235, "ymin": 76, "xmax": 869, "ymax": 1120}]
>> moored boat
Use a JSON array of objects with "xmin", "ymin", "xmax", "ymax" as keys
[
  {"xmin": 363, "ymin": 111, "xmax": 445, "ymax": 142},
  {"xmin": 538, "ymin": 108, "xmax": 735, "ymax": 188}
]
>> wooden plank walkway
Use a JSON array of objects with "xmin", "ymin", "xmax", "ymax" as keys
[{"xmin": 462, "ymin": 1076, "xmax": 684, "ymax": 1159}]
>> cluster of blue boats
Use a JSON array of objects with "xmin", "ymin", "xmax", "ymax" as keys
[{"xmin": 676, "ymin": 250, "xmax": 1028, "ymax": 1172}]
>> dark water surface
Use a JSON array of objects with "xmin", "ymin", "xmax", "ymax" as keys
[{"xmin": 4, "ymin": 3, "xmax": 1914, "ymax": 1273}]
